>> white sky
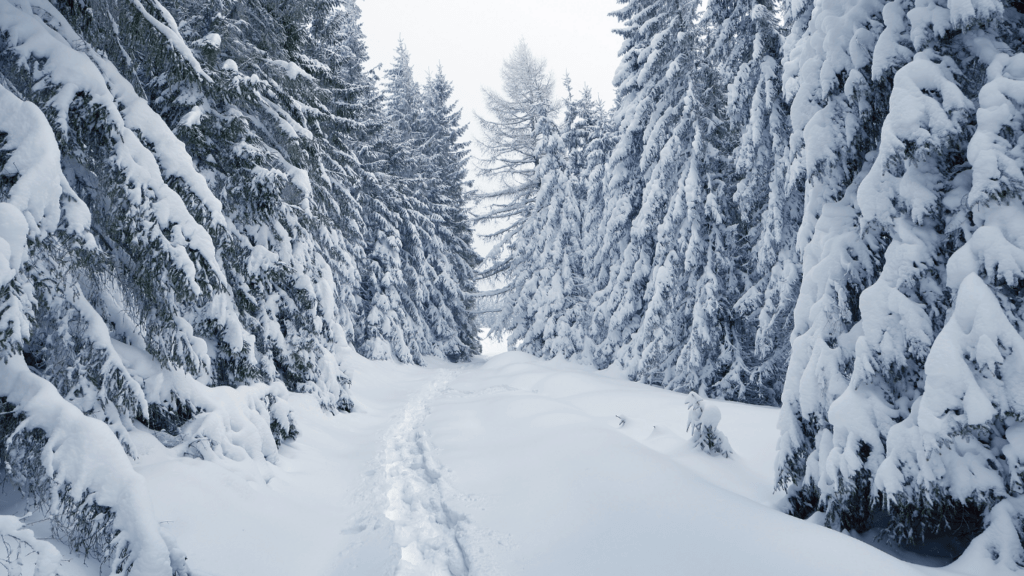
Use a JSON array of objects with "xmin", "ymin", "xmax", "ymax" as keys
[{"xmin": 358, "ymin": 0, "xmax": 623, "ymax": 151}]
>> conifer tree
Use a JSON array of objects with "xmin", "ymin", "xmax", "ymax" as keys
[
  {"xmin": 869, "ymin": 1, "xmax": 1024, "ymax": 561},
  {"xmin": 580, "ymin": 107, "xmax": 618, "ymax": 328},
  {"xmin": 709, "ymin": 0, "xmax": 791, "ymax": 404},
  {"xmin": 562, "ymin": 78, "xmax": 605, "ymax": 200},
  {"xmin": 356, "ymin": 41, "xmax": 481, "ymax": 363},
  {"xmin": 499, "ymin": 117, "xmax": 588, "ymax": 358},
  {"xmin": 354, "ymin": 80, "xmax": 425, "ymax": 363},
  {"xmin": 475, "ymin": 41, "xmax": 559, "ymax": 333},
  {"xmin": 151, "ymin": 0, "xmax": 364, "ymax": 409},
  {"xmin": 774, "ymin": 0, "xmax": 891, "ymax": 520},
  {"xmin": 0, "ymin": 0, "xmax": 251, "ymax": 570},
  {"xmin": 589, "ymin": 0, "xmax": 702, "ymax": 376},
  {"xmin": 421, "ymin": 68, "xmax": 483, "ymax": 360}
]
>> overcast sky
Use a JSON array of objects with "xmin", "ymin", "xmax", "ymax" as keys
[{"xmin": 358, "ymin": 0, "xmax": 622, "ymax": 148}]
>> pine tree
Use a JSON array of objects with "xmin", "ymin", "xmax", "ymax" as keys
[
  {"xmin": 814, "ymin": 0, "xmax": 981, "ymax": 533},
  {"xmin": 353, "ymin": 91, "xmax": 423, "ymax": 363},
  {"xmin": 151, "ymin": 0, "xmax": 364, "ymax": 409},
  {"xmin": 0, "ymin": 0, "xmax": 387, "ymax": 568},
  {"xmin": 383, "ymin": 41, "xmax": 425, "ymax": 162},
  {"xmin": 709, "ymin": 0, "xmax": 791, "ymax": 405},
  {"xmin": 562, "ymin": 78, "xmax": 605, "ymax": 199},
  {"xmin": 670, "ymin": 86, "xmax": 745, "ymax": 399},
  {"xmin": 352, "ymin": 41, "xmax": 430, "ymax": 363},
  {"xmin": 589, "ymin": 0, "xmax": 702, "ymax": 377},
  {"xmin": 580, "ymin": 106, "xmax": 618, "ymax": 343},
  {"xmin": 421, "ymin": 68, "xmax": 483, "ymax": 360},
  {"xmin": 774, "ymin": 0, "xmax": 891, "ymax": 521},
  {"xmin": 868, "ymin": 1, "xmax": 1024, "ymax": 562},
  {"xmin": 0, "ymin": 0, "xmax": 243, "ymax": 570},
  {"xmin": 499, "ymin": 117, "xmax": 588, "ymax": 358}
]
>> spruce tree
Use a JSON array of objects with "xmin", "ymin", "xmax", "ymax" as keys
[
  {"xmin": 580, "ymin": 106, "xmax": 618, "ymax": 344},
  {"xmin": 150, "ymin": 0, "xmax": 364, "ymax": 409},
  {"xmin": 774, "ymin": 0, "xmax": 891, "ymax": 521},
  {"xmin": 353, "ymin": 87, "xmax": 424, "ymax": 363},
  {"xmin": 421, "ymin": 68, "xmax": 483, "ymax": 360},
  {"xmin": 589, "ymin": 0, "xmax": 702, "ymax": 377},
  {"xmin": 0, "ymin": 0, "xmax": 238, "ymax": 570},
  {"xmin": 869, "ymin": 1, "xmax": 1024, "ymax": 562},
  {"xmin": 499, "ymin": 117, "xmax": 588, "ymax": 358},
  {"xmin": 709, "ymin": 0, "xmax": 791, "ymax": 405}
]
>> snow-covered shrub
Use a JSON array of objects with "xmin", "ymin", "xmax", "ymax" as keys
[
  {"xmin": 685, "ymin": 393, "xmax": 732, "ymax": 458},
  {"xmin": 0, "ymin": 515, "xmax": 62, "ymax": 576},
  {"xmin": 0, "ymin": 359, "xmax": 190, "ymax": 576}
]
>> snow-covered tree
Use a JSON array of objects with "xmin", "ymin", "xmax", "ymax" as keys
[
  {"xmin": 580, "ymin": 117, "xmax": 619, "ymax": 362},
  {"xmin": 774, "ymin": 0, "xmax": 891, "ymax": 521},
  {"xmin": 353, "ymin": 103, "xmax": 424, "ymax": 363},
  {"xmin": 710, "ymin": 0, "xmax": 792, "ymax": 405},
  {"xmin": 420, "ymin": 68, "xmax": 482, "ymax": 360},
  {"xmin": 869, "ymin": 2, "xmax": 1024, "ymax": 562},
  {"xmin": 0, "ymin": 0, "xmax": 245, "ymax": 570},
  {"xmin": 499, "ymin": 117, "xmax": 588, "ymax": 358},
  {"xmin": 152, "ymin": 0, "xmax": 364, "ymax": 409},
  {"xmin": 775, "ymin": 4, "xmax": 1024, "ymax": 561},
  {"xmin": 586, "ymin": 0, "xmax": 751, "ymax": 402},
  {"xmin": 589, "ymin": 0, "xmax": 701, "ymax": 371},
  {"xmin": 475, "ymin": 40, "xmax": 559, "ymax": 296},
  {"xmin": 562, "ymin": 78, "xmax": 606, "ymax": 198},
  {"xmin": 354, "ymin": 42, "xmax": 480, "ymax": 363},
  {"xmin": 0, "ymin": 0, "xmax": 393, "ymax": 568}
]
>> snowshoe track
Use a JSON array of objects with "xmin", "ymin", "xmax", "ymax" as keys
[{"xmin": 383, "ymin": 370, "xmax": 471, "ymax": 576}]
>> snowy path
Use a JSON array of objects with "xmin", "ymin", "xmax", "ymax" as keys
[
  {"xmin": 125, "ymin": 351, "xmax": 992, "ymax": 576},
  {"xmin": 382, "ymin": 370, "xmax": 471, "ymax": 576}
]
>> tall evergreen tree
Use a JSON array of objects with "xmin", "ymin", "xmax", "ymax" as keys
[
  {"xmin": 421, "ymin": 68, "xmax": 483, "ymax": 360},
  {"xmin": 354, "ymin": 74, "xmax": 425, "ymax": 363},
  {"xmin": 580, "ymin": 105, "xmax": 618, "ymax": 336},
  {"xmin": 499, "ymin": 117, "xmax": 588, "ymax": 358},
  {"xmin": 562, "ymin": 78, "xmax": 606, "ymax": 201},
  {"xmin": 709, "ymin": 0, "xmax": 792, "ymax": 404},
  {"xmin": 774, "ymin": 0, "xmax": 891, "ymax": 521},
  {"xmin": 867, "ymin": 1, "xmax": 1024, "ymax": 562},
  {"xmin": 589, "ymin": 0, "xmax": 702, "ymax": 377},
  {"xmin": 475, "ymin": 40, "xmax": 559, "ymax": 329},
  {"xmin": 151, "ymin": 0, "xmax": 364, "ymax": 409},
  {"xmin": 355, "ymin": 42, "xmax": 480, "ymax": 362}
]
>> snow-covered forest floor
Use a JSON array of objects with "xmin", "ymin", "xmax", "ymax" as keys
[{"xmin": 1, "ymin": 348, "xmax": 1000, "ymax": 576}]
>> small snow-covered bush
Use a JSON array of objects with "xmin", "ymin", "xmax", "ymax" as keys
[
  {"xmin": 685, "ymin": 392, "xmax": 731, "ymax": 458},
  {"xmin": 0, "ymin": 515, "xmax": 62, "ymax": 576}
]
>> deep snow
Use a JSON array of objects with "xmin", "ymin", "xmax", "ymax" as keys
[{"xmin": 0, "ymin": 348, "xmax": 1002, "ymax": 575}]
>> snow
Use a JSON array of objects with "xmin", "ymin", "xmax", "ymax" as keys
[
  {"xmin": 0, "ymin": 203, "xmax": 28, "ymax": 286},
  {"xmin": 267, "ymin": 59, "xmax": 313, "ymax": 81},
  {"xmin": 2, "ymin": 350, "xmax": 996, "ymax": 575}
]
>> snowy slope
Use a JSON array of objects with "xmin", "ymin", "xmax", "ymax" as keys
[{"xmin": 6, "ymin": 350, "xmax": 998, "ymax": 575}]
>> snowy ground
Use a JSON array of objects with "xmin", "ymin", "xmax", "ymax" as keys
[{"xmin": 1, "ymin": 348, "xmax": 1001, "ymax": 575}]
